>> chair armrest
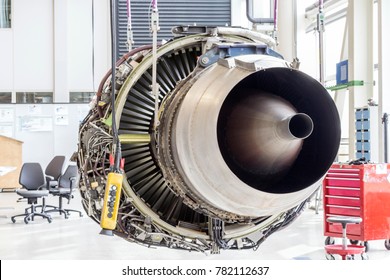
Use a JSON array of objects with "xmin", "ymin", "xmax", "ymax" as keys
[
  {"xmin": 69, "ymin": 177, "xmax": 76, "ymax": 191},
  {"xmin": 37, "ymin": 183, "xmax": 47, "ymax": 190},
  {"xmin": 46, "ymin": 176, "xmax": 58, "ymax": 189},
  {"xmin": 66, "ymin": 177, "xmax": 77, "ymax": 204},
  {"xmin": 48, "ymin": 181, "xmax": 58, "ymax": 188}
]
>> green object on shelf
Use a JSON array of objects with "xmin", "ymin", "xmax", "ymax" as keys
[
  {"xmin": 327, "ymin": 80, "xmax": 364, "ymax": 91},
  {"xmin": 102, "ymin": 114, "xmax": 112, "ymax": 127}
]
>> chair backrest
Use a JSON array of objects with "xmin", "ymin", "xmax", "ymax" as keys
[
  {"xmin": 45, "ymin": 155, "xmax": 66, "ymax": 180},
  {"xmin": 58, "ymin": 165, "xmax": 79, "ymax": 189},
  {"xmin": 19, "ymin": 163, "xmax": 45, "ymax": 190}
]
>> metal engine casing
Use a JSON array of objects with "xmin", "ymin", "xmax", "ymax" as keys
[{"xmin": 77, "ymin": 27, "xmax": 341, "ymax": 253}]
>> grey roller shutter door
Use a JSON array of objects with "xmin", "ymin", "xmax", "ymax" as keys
[{"xmin": 117, "ymin": 0, "xmax": 231, "ymax": 56}]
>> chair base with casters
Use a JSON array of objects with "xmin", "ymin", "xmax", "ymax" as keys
[
  {"xmin": 45, "ymin": 188, "xmax": 83, "ymax": 218},
  {"xmin": 46, "ymin": 165, "xmax": 83, "ymax": 219},
  {"xmin": 33, "ymin": 197, "xmax": 58, "ymax": 213},
  {"xmin": 325, "ymin": 216, "xmax": 367, "ymax": 260},
  {"xmin": 11, "ymin": 190, "xmax": 52, "ymax": 224},
  {"xmin": 23, "ymin": 196, "xmax": 60, "ymax": 216}
]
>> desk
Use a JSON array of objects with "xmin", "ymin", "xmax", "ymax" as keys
[
  {"xmin": 0, "ymin": 135, "xmax": 23, "ymax": 190},
  {"xmin": 0, "ymin": 166, "xmax": 17, "ymax": 217},
  {"xmin": 0, "ymin": 166, "xmax": 17, "ymax": 177}
]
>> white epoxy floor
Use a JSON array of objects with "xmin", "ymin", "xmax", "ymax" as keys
[{"xmin": 1, "ymin": 190, "xmax": 390, "ymax": 261}]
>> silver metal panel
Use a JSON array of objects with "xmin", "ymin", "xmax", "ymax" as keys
[
  {"xmin": 117, "ymin": 0, "xmax": 231, "ymax": 55},
  {"xmin": 117, "ymin": 0, "xmax": 129, "ymax": 57}
]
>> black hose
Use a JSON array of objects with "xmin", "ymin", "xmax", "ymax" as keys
[
  {"xmin": 383, "ymin": 113, "xmax": 388, "ymax": 163},
  {"xmin": 110, "ymin": 0, "xmax": 122, "ymax": 172}
]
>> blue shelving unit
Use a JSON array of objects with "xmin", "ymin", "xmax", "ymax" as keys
[{"xmin": 355, "ymin": 107, "xmax": 379, "ymax": 162}]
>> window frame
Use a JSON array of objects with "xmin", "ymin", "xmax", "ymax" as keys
[
  {"xmin": 0, "ymin": 0, "xmax": 12, "ymax": 29},
  {"xmin": 0, "ymin": 92, "xmax": 12, "ymax": 103},
  {"xmin": 16, "ymin": 92, "xmax": 54, "ymax": 104}
]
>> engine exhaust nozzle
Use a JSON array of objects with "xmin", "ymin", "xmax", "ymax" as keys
[{"xmin": 279, "ymin": 113, "xmax": 314, "ymax": 140}]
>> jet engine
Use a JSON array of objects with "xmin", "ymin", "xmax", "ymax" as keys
[{"xmin": 77, "ymin": 27, "xmax": 341, "ymax": 253}]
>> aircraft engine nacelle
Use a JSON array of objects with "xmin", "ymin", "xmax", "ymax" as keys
[{"xmin": 77, "ymin": 27, "xmax": 340, "ymax": 253}]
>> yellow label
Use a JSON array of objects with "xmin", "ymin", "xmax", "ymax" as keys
[{"xmin": 100, "ymin": 172, "xmax": 123, "ymax": 230}]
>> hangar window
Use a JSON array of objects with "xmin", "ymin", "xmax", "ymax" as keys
[
  {"xmin": 70, "ymin": 92, "xmax": 95, "ymax": 103},
  {"xmin": 16, "ymin": 92, "xmax": 53, "ymax": 104},
  {"xmin": 0, "ymin": 0, "xmax": 11, "ymax": 28},
  {"xmin": 0, "ymin": 92, "xmax": 11, "ymax": 103}
]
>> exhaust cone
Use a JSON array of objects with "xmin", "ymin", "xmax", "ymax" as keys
[{"xmin": 218, "ymin": 68, "xmax": 340, "ymax": 194}]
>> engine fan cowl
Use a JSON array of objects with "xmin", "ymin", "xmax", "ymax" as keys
[{"xmin": 157, "ymin": 54, "xmax": 340, "ymax": 218}]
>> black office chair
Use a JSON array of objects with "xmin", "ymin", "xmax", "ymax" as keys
[
  {"xmin": 39, "ymin": 155, "xmax": 66, "ymax": 213},
  {"xmin": 16, "ymin": 156, "xmax": 66, "ymax": 203},
  {"xmin": 45, "ymin": 155, "xmax": 66, "ymax": 188},
  {"xmin": 11, "ymin": 163, "xmax": 52, "ymax": 224},
  {"xmin": 45, "ymin": 165, "xmax": 83, "ymax": 218}
]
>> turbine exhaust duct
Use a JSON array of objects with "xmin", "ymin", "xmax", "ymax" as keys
[{"xmin": 77, "ymin": 26, "xmax": 340, "ymax": 254}]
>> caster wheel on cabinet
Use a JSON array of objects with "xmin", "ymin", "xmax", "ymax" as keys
[
  {"xmin": 326, "ymin": 254, "xmax": 335, "ymax": 260},
  {"xmin": 325, "ymin": 237, "xmax": 335, "ymax": 245},
  {"xmin": 384, "ymin": 240, "xmax": 390, "ymax": 250}
]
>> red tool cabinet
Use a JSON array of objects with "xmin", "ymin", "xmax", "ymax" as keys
[{"xmin": 323, "ymin": 163, "xmax": 390, "ymax": 249}]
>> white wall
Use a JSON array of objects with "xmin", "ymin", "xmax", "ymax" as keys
[
  {"xmin": 295, "ymin": 0, "xmax": 317, "ymax": 79},
  {"xmin": 0, "ymin": 0, "xmax": 110, "ymax": 94},
  {"xmin": 0, "ymin": 29, "xmax": 13, "ymax": 91},
  {"xmin": 378, "ymin": 0, "xmax": 390, "ymax": 161},
  {"xmin": 231, "ymin": 0, "xmax": 251, "ymax": 29},
  {"xmin": 68, "ymin": 0, "xmax": 110, "ymax": 92},
  {"xmin": 0, "ymin": 0, "xmax": 110, "ymax": 168},
  {"xmin": 13, "ymin": 0, "xmax": 54, "ymax": 91},
  {"xmin": 54, "ymin": 0, "xmax": 68, "ymax": 103},
  {"xmin": 0, "ymin": 103, "xmax": 89, "ymax": 168},
  {"xmin": 230, "ymin": 0, "xmax": 317, "ymax": 78}
]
